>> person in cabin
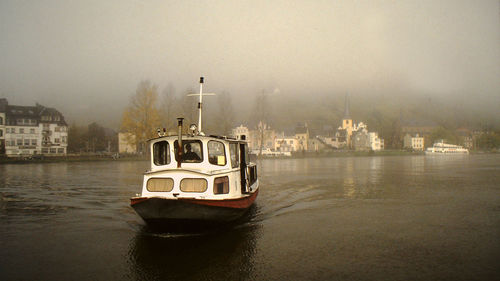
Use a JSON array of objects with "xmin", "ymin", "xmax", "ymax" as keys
[{"xmin": 183, "ymin": 143, "xmax": 201, "ymax": 161}]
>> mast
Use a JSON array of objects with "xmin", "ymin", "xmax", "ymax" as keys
[
  {"xmin": 188, "ymin": 76, "xmax": 215, "ymax": 135},
  {"xmin": 198, "ymin": 77, "xmax": 204, "ymax": 133}
]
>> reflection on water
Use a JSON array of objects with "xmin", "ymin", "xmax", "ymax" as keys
[
  {"xmin": 128, "ymin": 221, "xmax": 259, "ymax": 281},
  {"xmin": 1, "ymin": 155, "xmax": 499, "ymax": 281}
]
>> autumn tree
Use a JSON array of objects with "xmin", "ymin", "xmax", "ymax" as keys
[{"xmin": 121, "ymin": 81, "xmax": 161, "ymax": 153}]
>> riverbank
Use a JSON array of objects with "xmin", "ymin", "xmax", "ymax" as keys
[
  {"xmin": 0, "ymin": 154, "xmax": 147, "ymax": 164},
  {"xmin": 1, "ymin": 150, "xmax": 497, "ymax": 164},
  {"xmin": 255, "ymin": 149, "xmax": 498, "ymax": 159}
]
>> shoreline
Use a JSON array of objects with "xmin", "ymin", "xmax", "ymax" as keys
[
  {"xmin": 0, "ymin": 154, "xmax": 147, "ymax": 164},
  {"xmin": 1, "ymin": 150, "xmax": 497, "ymax": 164}
]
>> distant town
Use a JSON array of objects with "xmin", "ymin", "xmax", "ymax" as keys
[{"xmin": 1, "ymin": 94, "xmax": 499, "ymax": 160}]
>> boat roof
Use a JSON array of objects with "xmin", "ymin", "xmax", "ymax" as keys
[{"xmin": 147, "ymin": 134, "xmax": 246, "ymax": 143}]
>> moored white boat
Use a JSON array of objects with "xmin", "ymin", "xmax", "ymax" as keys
[
  {"xmin": 425, "ymin": 140, "xmax": 469, "ymax": 155},
  {"xmin": 130, "ymin": 77, "xmax": 259, "ymax": 224}
]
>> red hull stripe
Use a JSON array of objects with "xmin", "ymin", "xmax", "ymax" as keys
[
  {"xmin": 130, "ymin": 189, "xmax": 259, "ymax": 209},
  {"xmin": 181, "ymin": 189, "xmax": 259, "ymax": 209}
]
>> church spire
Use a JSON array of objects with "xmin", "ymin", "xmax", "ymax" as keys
[{"xmin": 343, "ymin": 93, "xmax": 351, "ymax": 119}]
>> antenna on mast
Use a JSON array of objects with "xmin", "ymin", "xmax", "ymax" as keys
[{"xmin": 187, "ymin": 76, "xmax": 215, "ymax": 135}]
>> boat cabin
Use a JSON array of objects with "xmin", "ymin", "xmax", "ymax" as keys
[{"xmin": 141, "ymin": 135, "xmax": 258, "ymax": 200}]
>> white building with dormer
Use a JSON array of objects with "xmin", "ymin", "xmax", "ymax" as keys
[{"xmin": 0, "ymin": 99, "xmax": 68, "ymax": 157}]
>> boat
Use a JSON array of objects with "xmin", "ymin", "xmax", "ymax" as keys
[
  {"xmin": 425, "ymin": 140, "xmax": 469, "ymax": 155},
  {"xmin": 130, "ymin": 77, "xmax": 259, "ymax": 225}
]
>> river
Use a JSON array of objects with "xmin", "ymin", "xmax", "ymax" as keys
[{"xmin": 1, "ymin": 154, "xmax": 499, "ymax": 280}]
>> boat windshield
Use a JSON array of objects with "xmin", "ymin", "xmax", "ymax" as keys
[
  {"xmin": 153, "ymin": 141, "xmax": 170, "ymax": 165},
  {"xmin": 174, "ymin": 140, "xmax": 203, "ymax": 163}
]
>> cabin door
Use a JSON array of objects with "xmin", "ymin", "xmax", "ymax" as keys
[{"xmin": 239, "ymin": 143, "xmax": 249, "ymax": 194}]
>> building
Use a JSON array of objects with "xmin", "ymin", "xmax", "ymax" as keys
[
  {"xmin": 400, "ymin": 119, "xmax": 438, "ymax": 148},
  {"xmin": 232, "ymin": 125, "xmax": 249, "ymax": 141},
  {"xmin": 244, "ymin": 122, "xmax": 276, "ymax": 153},
  {"xmin": 456, "ymin": 128, "xmax": 474, "ymax": 149},
  {"xmin": 341, "ymin": 93, "xmax": 354, "ymax": 147},
  {"xmin": 369, "ymin": 132, "xmax": 384, "ymax": 151},
  {"xmin": 353, "ymin": 128, "xmax": 370, "ymax": 151},
  {"xmin": 275, "ymin": 135, "xmax": 297, "ymax": 152},
  {"xmin": 0, "ymin": 99, "xmax": 68, "ymax": 157},
  {"xmin": 403, "ymin": 133, "xmax": 424, "ymax": 151},
  {"xmin": 295, "ymin": 123, "xmax": 309, "ymax": 151}
]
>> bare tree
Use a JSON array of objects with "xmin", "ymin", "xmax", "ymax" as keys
[
  {"xmin": 216, "ymin": 91, "xmax": 235, "ymax": 135},
  {"xmin": 160, "ymin": 83, "xmax": 177, "ymax": 132}
]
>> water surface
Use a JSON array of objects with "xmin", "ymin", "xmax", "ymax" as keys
[{"xmin": 1, "ymin": 155, "xmax": 499, "ymax": 280}]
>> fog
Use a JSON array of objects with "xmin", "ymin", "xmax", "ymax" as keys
[{"xmin": 1, "ymin": 0, "xmax": 499, "ymax": 128}]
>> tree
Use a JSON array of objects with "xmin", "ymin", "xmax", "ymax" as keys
[
  {"xmin": 159, "ymin": 83, "xmax": 178, "ymax": 132},
  {"xmin": 215, "ymin": 91, "xmax": 235, "ymax": 136},
  {"xmin": 87, "ymin": 122, "xmax": 106, "ymax": 152},
  {"xmin": 67, "ymin": 123, "xmax": 86, "ymax": 153},
  {"xmin": 429, "ymin": 127, "xmax": 459, "ymax": 145},
  {"xmin": 251, "ymin": 90, "xmax": 272, "ymax": 155},
  {"xmin": 179, "ymin": 87, "xmax": 196, "ymax": 127},
  {"xmin": 120, "ymin": 81, "xmax": 161, "ymax": 153}
]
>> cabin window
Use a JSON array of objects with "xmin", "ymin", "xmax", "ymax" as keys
[
  {"xmin": 174, "ymin": 140, "xmax": 203, "ymax": 163},
  {"xmin": 180, "ymin": 178, "xmax": 207, "ymax": 192},
  {"xmin": 147, "ymin": 178, "xmax": 174, "ymax": 192},
  {"xmin": 214, "ymin": 176, "xmax": 229, "ymax": 194},
  {"xmin": 229, "ymin": 143, "xmax": 239, "ymax": 168},
  {"xmin": 208, "ymin": 141, "xmax": 226, "ymax": 166},
  {"xmin": 153, "ymin": 141, "xmax": 171, "ymax": 165}
]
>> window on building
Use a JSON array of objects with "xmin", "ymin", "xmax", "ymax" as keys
[
  {"xmin": 30, "ymin": 128, "xmax": 35, "ymax": 134},
  {"xmin": 24, "ymin": 139, "xmax": 29, "ymax": 145},
  {"xmin": 54, "ymin": 138, "xmax": 60, "ymax": 143},
  {"xmin": 17, "ymin": 139, "xmax": 22, "ymax": 145},
  {"xmin": 57, "ymin": 148, "xmax": 64, "ymax": 153},
  {"xmin": 32, "ymin": 139, "xmax": 37, "ymax": 146},
  {"xmin": 0, "ymin": 116, "xmax": 3, "ymax": 125},
  {"xmin": 19, "ymin": 128, "xmax": 24, "ymax": 134},
  {"xmin": 153, "ymin": 141, "xmax": 170, "ymax": 166},
  {"xmin": 42, "ymin": 148, "xmax": 49, "ymax": 154},
  {"xmin": 62, "ymin": 136, "xmax": 67, "ymax": 143},
  {"xmin": 0, "ymin": 129, "xmax": 2, "ymax": 137},
  {"xmin": 50, "ymin": 148, "xmax": 56, "ymax": 153}
]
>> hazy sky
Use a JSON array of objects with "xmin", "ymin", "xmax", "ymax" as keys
[{"xmin": 1, "ymin": 0, "xmax": 499, "ymax": 127}]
